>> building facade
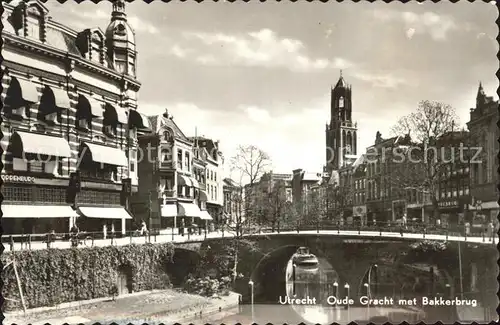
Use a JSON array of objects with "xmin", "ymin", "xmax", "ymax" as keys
[
  {"xmin": 131, "ymin": 110, "xmax": 212, "ymax": 231},
  {"xmin": 365, "ymin": 132, "xmax": 413, "ymax": 224},
  {"xmin": 1, "ymin": 0, "xmax": 149, "ymax": 235},
  {"xmin": 467, "ymin": 83, "xmax": 499, "ymax": 224},
  {"xmin": 222, "ymin": 178, "xmax": 243, "ymax": 225},
  {"xmin": 191, "ymin": 137, "xmax": 224, "ymax": 224},
  {"xmin": 435, "ymin": 130, "xmax": 471, "ymax": 226}
]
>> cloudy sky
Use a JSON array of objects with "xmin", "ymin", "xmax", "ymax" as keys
[{"xmin": 43, "ymin": 1, "xmax": 498, "ymax": 177}]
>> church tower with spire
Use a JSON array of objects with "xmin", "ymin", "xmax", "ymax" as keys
[
  {"xmin": 105, "ymin": 0, "xmax": 137, "ymax": 77},
  {"xmin": 325, "ymin": 71, "xmax": 358, "ymax": 173}
]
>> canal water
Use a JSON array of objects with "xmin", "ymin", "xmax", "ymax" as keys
[{"xmin": 124, "ymin": 253, "xmax": 459, "ymax": 324}]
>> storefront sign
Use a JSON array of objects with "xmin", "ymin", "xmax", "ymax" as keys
[
  {"xmin": 439, "ymin": 200, "xmax": 458, "ymax": 208},
  {"xmin": 352, "ymin": 205, "xmax": 367, "ymax": 215},
  {"xmin": 1, "ymin": 175, "xmax": 36, "ymax": 183}
]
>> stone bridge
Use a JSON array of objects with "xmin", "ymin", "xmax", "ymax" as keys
[{"xmin": 174, "ymin": 232, "xmax": 498, "ymax": 315}]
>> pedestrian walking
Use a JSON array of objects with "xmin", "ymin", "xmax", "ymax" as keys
[
  {"xmin": 103, "ymin": 224, "xmax": 107, "ymax": 240},
  {"xmin": 70, "ymin": 224, "xmax": 79, "ymax": 247},
  {"xmin": 140, "ymin": 220, "xmax": 148, "ymax": 236},
  {"xmin": 181, "ymin": 218, "xmax": 185, "ymax": 236}
]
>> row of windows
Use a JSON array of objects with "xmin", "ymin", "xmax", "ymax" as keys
[
  {"xmin": 77, "ymin": 190, "xmax": 121, "ymax": 205},
  {"xmin": 2, "ymin": 185, "xmax": 66, "ymax": 203}
]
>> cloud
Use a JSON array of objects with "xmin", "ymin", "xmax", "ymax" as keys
[
  {"xmin": 406, "ymin": 28, "xmax": 416, "ymax": 39},
  {"xmin": 241, "ymin": 106, "xmax": 271, "ymax": 124},
  {"xmin": 372, "ymin": 9, "xmax": 457, "ymax": 41},
  {"xmin": 128, "ymin": 16, "xmax": 159, "ymax": 34},
  {"xmin": 68, "ymin": 8, "xmax": 158, "ymax": 34},
  {"xmin": 169, "ymin": 28, "xmax": 353, "ymax": 72},
  {"xmin": 352, "ymin": 71, "xmax": 409, "ymax": 88}
]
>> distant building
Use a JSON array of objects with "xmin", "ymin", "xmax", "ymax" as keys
[
  {"xmin": 467, "ymin": 83, "xmax": 499, "ymax": 223},
  {"xmin": 291, "ymin": 169, "xmax": 322, "ymax": 216},
  {"xmin": 435, "ymin": 130, "xmax": 471, "ymax": 226},
  {"xmin": 365, "ymin": 132, "xmax": 413, "ymax": 224},
  {"xmin": 1, "ymin": 0, "xmax": 147, "ymax": 235},
  {"xmin": 132, "ymin": 110, "xmax": 212, "ymax": 231},
  {"xmin": 222, "ymin": 178, "xmax": 242, "ymax": 225},
  {"xmin": 190, "ymin": 137, "xmax": 224, "ymax": 224},
  {"xmin": 351, "ymin": 154, "xmax": 367, "ymax": 224}
]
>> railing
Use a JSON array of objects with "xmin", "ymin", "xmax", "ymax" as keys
[{"xmin": 1, "ymin": 220, "xmax": 496, "ymax": 252}]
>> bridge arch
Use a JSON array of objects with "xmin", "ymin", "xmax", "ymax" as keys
[{"xmin": 164, "ymin": 247, "xmax": 202, "ymax": 286}]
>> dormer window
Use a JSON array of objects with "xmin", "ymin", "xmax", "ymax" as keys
[
  {"xmin": 90, "ymin": 32, "xmax": 104, "ymax": 64},
  {"xmin": 26, "ymin": 5, "xmax": 43, "ymax": 41}
]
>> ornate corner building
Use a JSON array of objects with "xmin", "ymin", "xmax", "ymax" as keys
[{"xmin": 1, "ymin": 0, "xmax": 151, "ymax": 235}]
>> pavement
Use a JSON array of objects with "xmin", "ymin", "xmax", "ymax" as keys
[
  {"xmin": 4, "ymin": 289, "xmax": 241, "ymax": 325},
  {"xmin": 3, "ymin": 228, "xmax": 494, "ymax": 252}
]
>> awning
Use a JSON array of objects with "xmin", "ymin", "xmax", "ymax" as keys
[
  {"xmin": 13, "ymin": 131, "xmax": 71, "ymax": 157},
  {"xmin": 16, "ymin": 78, "xmax": 39, "ymax": 103},
  {"xmin": 2, "ymin": 205, "xmax": 79, "ymax": 218},
  {"xmin": 87, "ymin": 97, "xmax": 104, "ymax": 117},
  {"xmin": 82, "ymin": 142, "xmax": 128, "ymax": 166},
  {"xmin": 50, "ymin": 87, "xmax": 71, "ymax": 109},
  {"xmin": 77, "ymin": 95, "xmax": 103, "ymax": 117},
  {"xmin": 105, "ymin": 103, "xmax": 128, "ymax": 124},
  {"xmin": 78, "ymin": 206, "xmax": 132, "ymax": 219},
  {"xmin": 177, "ymin": 174, "xmax": 192, "ymax": 186},
  {"xmin": 199, "ymin": 190, "xmax": 208, "ymax": 201},
  {"xmin": 191, "ymin": 177, "xmax": 200, "ymax": 188},
  {"xmin": 161, "ymin": 204, "xmax": 177, "ymax": 217},
  {"xmin": 178, "ymin": 202, "xmax": 201, "ymax": 217},
  {"xmin": 129, "ymin": 110, "xmax": 151, "ymax": 130},
  {"xmin": 199, "ymin": 210, "xmax": 213, "ymax": 220}
]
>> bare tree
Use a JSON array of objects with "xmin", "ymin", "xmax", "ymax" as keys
[
  {"xmin": 259, "ymin": 178, "xmax": 289, "ymax": 231},
  {"xmin": 390, "ymin": 100, "xmax": 460, "ymax": 220},
  {"xmin": 230, "ymin": 145, "xmax": 271, "ymax": 226},
  {"xmin": 217, "ymin": 145, "xmax": 271, "ymax": 283}
]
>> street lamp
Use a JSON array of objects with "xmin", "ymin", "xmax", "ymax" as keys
[
  {"xmin": 333, "ymin": 281, "xmax": 339, "ymax": 321},
  {"xmin": 345, "ymin": 283, "xmax": 350, "ymax": 322},
  {"xmin": 292, "ymin": 263, "xmax": 297, "ymax": 296},
  {"xmin": 248, "ymin": 280, "xmax": 254, "ymax": 322},
  {"xmin": 364, "ymin": 283, "xmax": 370, "ymax": 320}
]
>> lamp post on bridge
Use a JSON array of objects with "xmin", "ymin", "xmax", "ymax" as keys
[
  {"xmin": 344, "ymin": 283, "xmax": 350, "ymax": 322},
  {"xmin": 364, "ymin": 283, "xmax": 370, "ymax": 320},
  {"xmin": 333, "ymin": 281, "xmax": 339, "ymax": 321},
  {"xmin": 248, "ymin": 280, "xmax": 254, "ymax": 322}
]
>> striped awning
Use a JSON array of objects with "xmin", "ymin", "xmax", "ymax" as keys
[
  {"xmin": 82, "ymin": 142, "xmax": 128, "ymax": 166},
  {"xmin": 2, "ymin": 205, "xmax": 79, "ymax": 218},
  {"xmin": 50, "ymin": 87, "xmax": 71, "ymax": 109},
  {"xmin": 16, "ymin": 78, "xmax": 39, "ymax": 103},
  {"xmin": 77, "ymin": 94, "xmax": 103, "ymax": 117},
  {"xmin": 161, "ymin": 204, "xmax": 178, "ymax": 217},
  {"xmin": 177, "ymin": 174, "xmax": 192, "ymax": 186},
  {"xmin": 190, "ymin": 177, "xmax": 200, "ymax": 188},
  {"xmin": 104, "ymin": 103, "xmax": 128, "ymax": 124},
  {"xmin": 13, "ymin": 131, "xmax": 71, "ymax": 157},
  {"xmin": 199, "ymin": 190, "xmax": 208, "ymax": 201},
  {"xmin": 199, "ymin": 210, "xmax": 213, "ymax": 220},
  {"xmin": 129, "ymin": 110, "xmax": 151, "ymax": 130},
  {"xmin": 78, "ymin": 206, "xmax": 132, "ymax": 219},
  {"xmin": 178, "ymin": 202, "xmax": 201, "ymax": 217}
]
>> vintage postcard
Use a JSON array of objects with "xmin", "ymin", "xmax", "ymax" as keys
[{"xmin": 1, "ymin": 0, "xmax": 498, "ymax": 324}]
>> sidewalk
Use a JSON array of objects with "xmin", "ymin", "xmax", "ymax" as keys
[{"xmin": 4, "ymin": 289, "xmax": 240, "ymax": 325}]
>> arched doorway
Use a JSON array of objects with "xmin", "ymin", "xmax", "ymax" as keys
[{"xmin": 116, "ymin": 264, "xmax": 133, "ymax": 295}]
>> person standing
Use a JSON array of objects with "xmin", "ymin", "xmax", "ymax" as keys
[
  {"xmin": 181, "ymin": 218, "xmax": 185, "ymax": 236},
  {"xmin": 140, "ymin": 220, "xmax": 148, "ymax": 236}
]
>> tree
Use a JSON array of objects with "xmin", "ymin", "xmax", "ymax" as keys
[
  {"xmin": 230, "ymin": 145, "xmax": 271, "ymax": 226},
  {"xmin": 218, "ymin": 145, "xmax": 271, "ymax": 283},
  {"xmin": 390, "ymin": 100, "xmax": 460, "ymax": 220}
]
